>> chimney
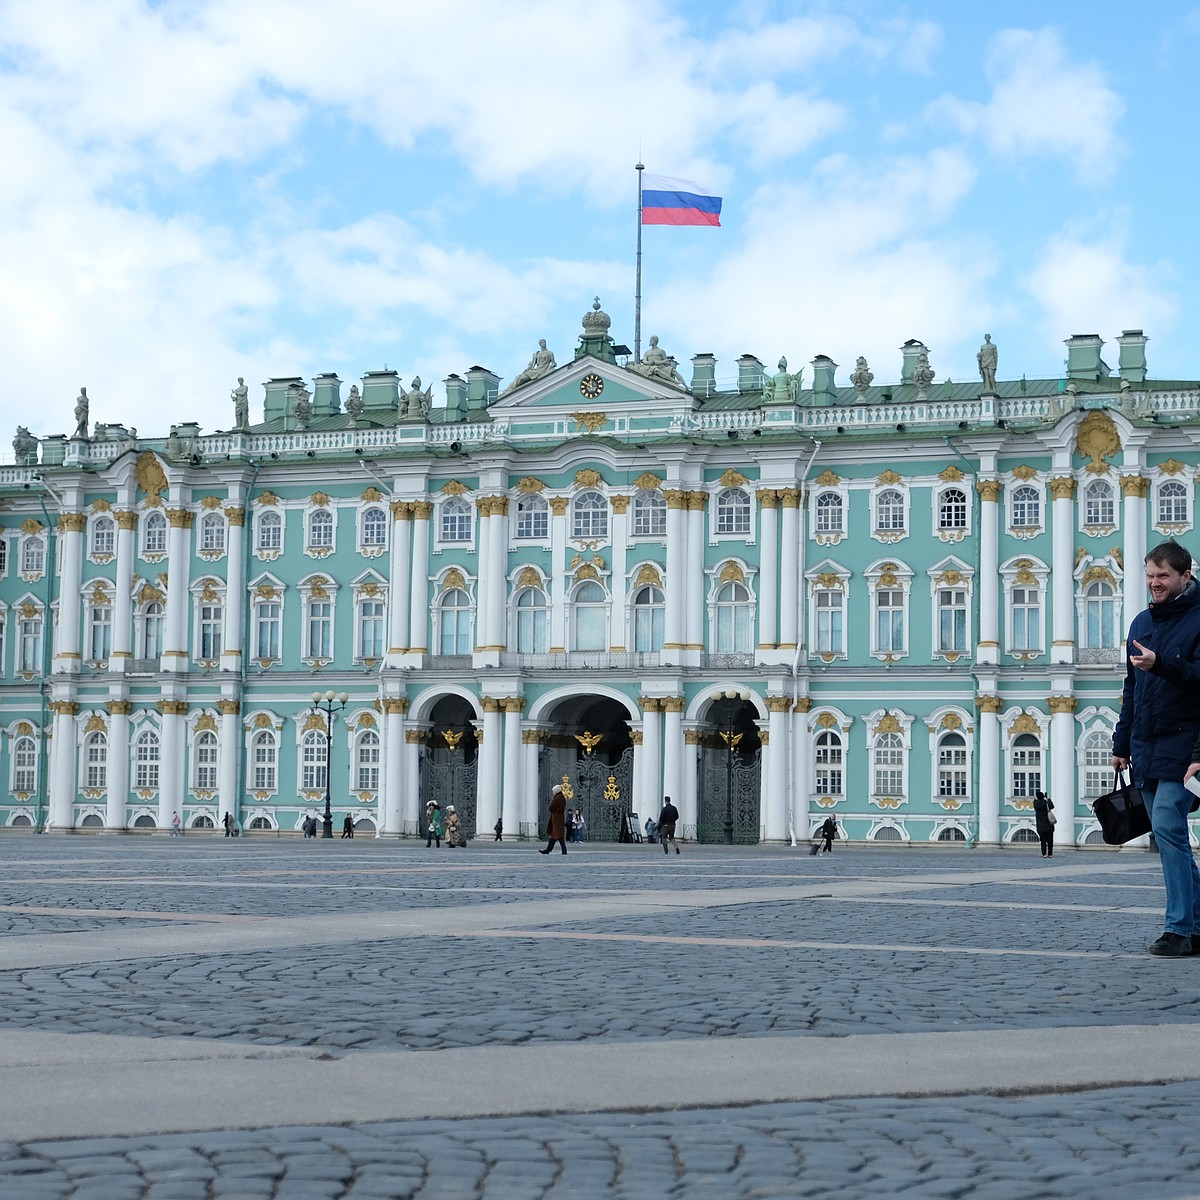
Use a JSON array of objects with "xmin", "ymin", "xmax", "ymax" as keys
[
  {"xmin": 1116, "ymin": 330, "xmax": 1148, "ymax": 384},
  {"xmin": 361, "ymin": 370, "xmax": 400, "ymax": 414},
  {"xmin": 899, "ymin": 340, "xmax": 927, "ymax": 384},
  {"xmin": 443, "ymin": 374, "xmax": 467, "ymax": 421},
  {"xmin": 263, "ymin": 377, "xmax": 304, "ymax": 423},
  {"xmin": 811, "ymin": 355, "xmax": 838, "ymax": 400},
  {"xmin": 736, "ymin": 354, "xmax": 764, "ymax": 395},
  {"xmin": 465, "ymin": 365, "xmax": 500, "ymax": 412},
  {"xmin": 311, "ymin": 374, "xmax": 341, "ymax": 416},
  {"xmin": 1064, "ymin": 334, "xmax": 1110, "ymax": 382},
  {"xmin": 690, "ymin": 353, "xmax": 716, "ymax": 397}
]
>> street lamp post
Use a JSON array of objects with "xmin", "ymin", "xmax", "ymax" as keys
[
  {"xmin": 312, "ymin": 690, "xmax": 349, "ymax": 839},
  {"xmin": 711, "ymin": 687, "xmax": 750, "ymax": 846}
]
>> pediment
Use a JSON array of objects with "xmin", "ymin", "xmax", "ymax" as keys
[{"xmin": 490, "ymin": 355, "xmax": 693, "ymax": 413}]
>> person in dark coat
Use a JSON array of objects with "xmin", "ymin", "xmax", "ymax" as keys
[
  {"xmin": 1114, "ymin": 541, "xmax": 1200, "ymax": 957},
  {"xmin": 1032, "ymin": 790, "xmax": 1056, "ymax": 858},
  {"xmin": 819, "ymin": 816, "xmax": 837, "ymax": 854},
  {"xmin": 657, "ymin": 797, "xmax": 680, "ymax": 855},
  {"xmin": 539, "ymin": 784, "xmax": 568, "ymax": 855},
  {"xmin": 341, "ymin": 814, "xmax": 354, "ymax": 839}
]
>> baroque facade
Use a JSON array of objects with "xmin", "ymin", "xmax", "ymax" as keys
[{"xmin": 0, "ymin": 306, "xmax": 1191, "ymax": 845}]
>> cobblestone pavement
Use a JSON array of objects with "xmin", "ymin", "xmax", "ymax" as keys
[{"xmin": 2, "ymin": 836, "xmax": 1199, "ymax": 1198}]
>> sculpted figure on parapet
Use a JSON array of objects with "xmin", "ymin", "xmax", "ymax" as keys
[
  {"xmin": 850, "ymin": 357, "xmax": 874, "ymax": 397},
  {"xmin": 231, "ymin": 377, "xmax": 250, "ymax": 431},
  {"xmin": 344, "ymin": 384, "xmax": 365, "ymax": 426},
  {"xmin": 401, "ymin": 376, "xmax": 432, "ymax": 419},
  {"xmin": 913, "ymin": 351, "xmax": 935, "ymax": 392},
  {"xmin": 978, "ymin": 333, "xmax": 998, "ymax": 392},
  {"xmin": 500, "ymin": 339, "xmax": 557, "ymax": 395},
  {"xmin": 12, "ymin": 425, "xmax": 37, "ymax": 465},
  {"xmin": 291, "ymin": 384, "xmax": 312, "ymax": 430},
  {"xmin": 630, "ymin": 335, "xmax": 685, "ymax": 386},
  {"xmin": 762, "ymin": 356, "xmax": 802, "ymax": 404},
  {"xmin": 73, "ymin": 387, "xmax": 90, "ymax": 439}
]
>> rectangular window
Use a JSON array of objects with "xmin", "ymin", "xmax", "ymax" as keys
[
  {"xmin": 89, "ymin": 606, "xmax": 112, "ymax": 662},
  {"xmin": 515, "ymin": 500, "xmax": 548, "ymax": 539},
  {"xmin": 1011, "ymin": 587, "xmax": 1041, "ymax": 652},
  {"xmin": 306, "ymin": 601, "xmax": 332, "ymax": 659},
  {"xmin": 937, "ymin": 588, "xmax": 967, "ymax": 653},
  {"xmin": 194, "ymin": 740, "xmax": 218, "ymax": 791},
  {"xmin": 938, "ymin": 748, "xmax": 968, "ymax": 796},
  {"xmin": 875, "ymin": 588, "xmax": 905, "ymax": 653},
  {"xmin": 815, "ymin": 590, "xmax": 844, "ymax": 655},
  {"xmin": 255, "ymin": 602, "xmax": 281, "ymax": 660},
  {"xmin": 199, "ymin": 603, "xmax": 223, "ymax": 660},
  {"xmin": 19, "ymin": 616, "xmax": 42, "ymax": 672}
]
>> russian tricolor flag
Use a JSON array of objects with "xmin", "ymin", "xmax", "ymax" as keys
[{"xmin": 641, "ymin": 173, "xmax": 722, "ymax": 227}]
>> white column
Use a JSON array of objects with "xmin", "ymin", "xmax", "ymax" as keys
[
  {"xmin": 48, "ymin": 702, "xmax": 78, "ymax": 829},
  {"xmin": 163, "ymin": 508, "xmax": 193, "ymax": 674},
  {"xmin": 523, "ymin": 731, "xmax": 542, "ymax": 837},
  {"xmin": 380, "ymin": 700, "xmax": 405, "ymax": 835},
  {"xmin": 1050, "ymin": 477, "xmax": 1076, "ymax": 665},
  {"xmin": 976, "ymin": 480, "xmax": 1000, "ymax": 665},
  {"xmin": 157, "ymin": 703, "xmax": 185, "ymax": 829},
  {"xmin": 408, "ymin": 501, "xmax": 431, "ymax": 653},
  {"xmin": 501, "ymin": 699, "xmax": 523, "ymax": 838},
  {"xmin": 486, "ymin": 497, "xmax": 509, "ymax": 651},
  {"xmin": 662, "ymin": 490, "xmax": 686, "ymax": 659},
  {"xmin": 685, "ymin": 493, "xmax": 706, "ymax": 654},
  {"xmin": 218, "ymin": 699, "xmax": 239, "ymax": 830},
  {"xmin": 757, "ymin": 490, "xmax": 778, "ymax": 650},
  {"xmin": 105, "ymin": 702, "xmax": 131, "ymax": 829},
  {"xmin": 54, "ymin": 514, "xmax": 86, "ymax": 673},
  {"xmin": 221, "ymin": 507, "xmax": 246, "ymax": 670},
  {"xmin": 639, "ymin": 699, "xmax": 662, "ymax": 812},
  {"xmin": 1121, "ymin": 475, "xmax": 1148, "ymax": 638},
  {"xmin": 549, "ymin": 497, "xmax": 568, "ymax": 651},
  {"xmin": 402, "ymin": 727, "xmax": 422, "ymax": 835},
  {"xmin": 778, "ymin": 490, "xmax": 800, "ymax": 651},
  {"xmin": 977, "ymin": 701, "xmax": 1001, "ymax": 845},
  {"xmin": 476, "ymin": 699, "xmax": 503, "ymax": 837},
  {"xmin": 1050, "ymin": 699, "xmax": 1077, "ymax": 848},
  {"xmin": 681, "ymin": 730, "xmax": 700, "ymax": 839},
  {"xmin": 661, "ymin": 698, "xmax": 683, "ymax": 813},
  {"xmin": 388, "ymin": 503, "xmax": 412, "ymax": 659},
  {"xmin": 474, "ymin": 498, "xmax": 491, "ymax": 651},
  {"xmin": 764, "ymin": 700, "xmax": 789, "ymax": 840},
  {"xmin": 111, "ymin": 510, "xmax": 137, "ymax": 669},
  {"xmin": 610, "ymin": 497, "xmax": 629, "ymax": 647},
  {"xmin": 793, "ymin": 704, "xmax": 812, "ymax": 843}
]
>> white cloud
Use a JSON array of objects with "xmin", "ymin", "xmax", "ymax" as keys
[{"xmin": 926, "ymin": 27, "xmax": 1124, "ymax": 183}]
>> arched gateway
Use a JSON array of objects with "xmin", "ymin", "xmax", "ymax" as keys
[
  {"xmin": 418, "ymin": 695, "xmax": 479, "ymax": 840},
  {"xmin": 697, "ymin": 692, "xmax": 762, "ymax": 843}
]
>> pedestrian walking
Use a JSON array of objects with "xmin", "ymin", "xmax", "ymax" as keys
[
  {"xmin": 341, "ymin": 814, "xmax": 354, "ymax": 839},
  {"xmin": 1113, "ymin": 540, "xmax": 1200, "ymax": 957},
  {"xmin": 426, "ymin": 802, "xmax": 444, "ymax": 848},
  {"xmin": 222, "ymin": 811, "xmax": 235, "ymax": 838},
  {"xmin": 539, "ymin": 784, "xmax": 568, "ymax": 855},
  {"xmin": 170, "ymin": 811, "xmax": 182, "ymax": 837},
  {"xmin": 494, "ymin": 817, "xmax": 503, "ymax": 842},
  {"xmin": 819, "ymin": 816, "xmax": 837, "ymax": 854},
  {"xmin": 1033, "ymin": 790, "xmax": 1056, "ymax": 858},
  {"xmin": 573, "ymin": 809, "xmax": 586, "ymax": 843},
  {"xmin": 445, "ymin": 805, "xmax": 464, "ymax": 848},
  {"xmin": 657, "ymin": 796, "xmax": 680, "ymax": 855}
]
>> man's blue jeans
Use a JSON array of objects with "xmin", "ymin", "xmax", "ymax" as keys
[{"xmin": 1148, "ymin": 779, "xmax": 1200, "ymax": 935}]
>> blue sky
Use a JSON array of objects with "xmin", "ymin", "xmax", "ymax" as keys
[{"xmin": 2, "ymin": 0, "xmax": 1197, "ymax": 441}]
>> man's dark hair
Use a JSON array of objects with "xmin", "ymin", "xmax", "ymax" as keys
[{"xmin": 1145, "ymin": 540, "xmax": 1194, "ymax": 575}]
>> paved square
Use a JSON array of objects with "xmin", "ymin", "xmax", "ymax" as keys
[{"xmin": 0, "ymin": 835, "xmax": 1198, "ymax": 1198}]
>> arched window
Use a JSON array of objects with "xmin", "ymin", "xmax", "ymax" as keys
[
  {"xmin": 1084, "ymin": 480, "xmax": 1115, "ymax": 527},
  {"xmin": 875, "ymin": 489, "xmax": 905, "ymax": 532},
  {"xmin": 91, "ymin": 515, "xmax": 116, "ymax": 557},
  {"xmin": 872, "ymin": 732, "xmax": 904, "ymax": 799},
  {"xmin": 438, "ymin": 588, "xmax": 472, "ymax": 655},
  {"xmin": 514, "ymin": 495, "xmax": 549, "ymax": 540},
  {"xmin": 632, "ymin": 585, "xmax": 665, "ymax": 652},
  {"xmin": 356, "ymin": 730, "xmax": 380, "ymax": 792},
  {"xmin": 937, "ymin": 827, "xmax": 966, "ymax": 842},
  {"xmin": 134, "ymin": 729, "xmax": 160, "ymax": 790},
  {"xmin": 139, "ymin": 602, "xmax": 164, "ymax": 661},
  {"xmin": 715, "ymin": 488, "xmax": 751, "ymax": 535},
  {"xmin": 572, "ymin": 491, "xmax": 608, "ymax": 540},
  {"xmin": 1011, "ymin": 485, "xmax": 1041, "ymax": 528},
  {"xmin": 1084, "ymin": 580, "xmax": 1118, "ymax": 649},
  {"xmin": 142, "ymin": 510, "xmax": 167, "ymax": 555},
  {"xmin": 815, "ymin": 492, "xmax": 843, "ymax": 534},
  {"xmin": 937, "ymin": 731, "xmax": 968, "ymax": 798},
  {"xmin": 22, "ymin": 535, "xmax": 45, "ymax": 575},
  {"xmin": 1011, "ymin": 732, "xmax": 1041, "ymax": 799},
  {"xmin": 251, "ymin": 730, "xmax": 277, "ymax": 791},
  {"xmin": 632, "ymin": 491, "xmax": 666, "ymax": 537},
  {"xmin": 938, "ymin": 488, "xmax": 967, "ymax": 530},
  {"xmin": 257, "ymin": 510, "xmax": 282, "ymax": 552},
  {"xmin": 1158, "ymin": 480, "xmax": 1188, "ymax": 526},
  {"xmin": 307, "ymin": 508, "xmax": 334, "ymax": 550},
  {"xmin": 571, "ymin": 580, "xmax": 607, "ymax": 651},
  {"xmin": 84, "ymin": 732, "xmax": 107, "ymax": 789},
  {"xmin": 193, "ymin": 730, "xmax": 218, "ymax": 791},
  {"xmin": 714, "ymin": 581, "xmax": 752, "ymax": 653},
  {"xmin": 301, "ymin": 729, "xmax": 327, "ymax": 791},
  {"xmin": 514, "ymin": 587, "xmax": 549, "ymax": 654},
  {"xmin": 814, "ymin": 729, "xmax": 843, "ymax": 796},
  {"xmin": 199, "ymin": 512, "xmax": 226, "ymax": 554},
  {"xmin": 360, "ymin": 506, "xmax": 387, "ymax": 548},
  {"xmin": 440, "ymin": 497, "xmax": 472, "ymax": 543},
  {"xmin": 12, "ymin": 736, "xmax": 36, "ymax": 794}
]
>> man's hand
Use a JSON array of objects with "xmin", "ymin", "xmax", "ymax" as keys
[
  {"xmin": 1112, "ymin": 755, "xmax": 1131, "ymax": 772},
  {"xmin": 1129, "ymin": 639, "xmax": 1157, "ymax": 670},
  {"xmin": 1185, "ymin": 763, "xmax": 1200, "ymax": 784}
]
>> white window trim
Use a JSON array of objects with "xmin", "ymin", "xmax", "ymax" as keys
[
  {"xmin": 1000, "ymin": 557, "xmax": 1048, "ymax": 660},
  {"xmin": 927, "ymin": 559, "xmax": 973, "ymax": 662},
  {"xmin": 870, "ymin": 484, "xmax": 909, "ymax": 544},
  {"xmin": 1153, "ymin": 472, "xmax": 1193, "ymax": 535},
  {"xmin": 865, "ymin": 560, "xmax": 912, "ymax": 661},
  {"xmin": 1006, "ymin": 477, "xmax": 1046, "ymax": 539},
  {"xmin": 864, "ymin": 708, "xmax": 913, "ymax": 808},
  {"xmin": 1078, "ymin": 472, "xmax": 1118, "ymax": 536},
  {"xmin": 810, "ymin": 485, "xmax": 848, "ymax": 547},
  {"xmin": 932, "ymin": 483, "xmax": 971, "ymax": 541}
]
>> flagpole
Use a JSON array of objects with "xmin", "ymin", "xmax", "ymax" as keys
[{"xmin": 634, "ymin": 162, "xmax": 644, "ymax": 363}]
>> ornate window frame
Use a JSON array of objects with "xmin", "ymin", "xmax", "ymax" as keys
[
  {"xmin": 1006, "ymin": 467, "xmax": 1045, "ymax": 538},
  {"xmin": 928, "ymin": 557, "xmax": 973, "ymax": 662},
  {"xmin": 865, "ymin": 559, "xmax": 912, "ymax": 662},
  {"xmin": 1000, "ymin": 556, "xmax": 1048, "ymax": 661},
  {"xmin": 864, "ymin": 708, "xmax": 913, "ymax": 809}
]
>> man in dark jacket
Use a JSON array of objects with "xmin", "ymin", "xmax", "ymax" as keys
[
  {"xmin": 658, "ymin": 797, "xmax": 680, "ymax": 855},
  {"xmin": 1113, "ymin": 541, "xmax": 1200, "ymax": 956}
]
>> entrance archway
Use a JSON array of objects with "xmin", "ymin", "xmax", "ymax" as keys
[
  {"xmin": 698, "ymin": 692, "xmax": 762, "ymax": 843},
  {"xmin": 538, "ymin": 695, "xmax": 633, "ymax": 842},
  {"xmin": 419, "ymin": 696, "xmax": 479, "ymax": 840}
]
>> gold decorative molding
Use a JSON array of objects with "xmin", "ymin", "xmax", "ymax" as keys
[
  {"xmin": 937, "ymin": 569, "xmax": 963, "ymax": 585},
  {"xmin": 719, "ymin": 561, "xmax": 745, "ymax": 584},
  {"xmin": 549, "ymin": 496, "xmax": 569, "ymax": 516},
  {"xmin": 793, "ymin": 697, "xmax": 813, "ymax": 714},
  {"xmin": 939, "ymin": 465, "xmax": 964, "ymax": 482},
  {"xmin": 633, "ymin": 472, "xmax": 662, "ymax": 491},
  {"xmin": 718, "ymin": 468, "xmax": 748, "ymax": 488},
  {"xmin": 1120, "ymin": 475, "xmax": 1149, "ymax": 498},
  {"xmin": 411, "ymin": 500, "xmax": 432, "ymax": 519},
  {"xmin": 195, "ymin": 713, "xmax": 218, "ymax": 732},
  {"xmin": 1012, "ymin": 464, "xmax": 1038, "ymax": 481},
  {"xmin": 135, "ymin": 452, "xmax": 168, "ymax": 500},
  {"xmin": 1011, "ymin": 713, "xmax": 1040, "ymax": 734},
  {"xmin": 59, "ymin": 512, "xmax": 87, "ymax": 533},
  {"xmin": 516, "ymin": 476, "xmax": 545, "ymax": 493},
  {"xmin": 255, "ymin": 583, "xmax": 278, "ymax": 599},
  {"xmin": 664, "ymin": 489, "xmax": 688, "ymax": 510},
  {"xmin": 576, "ymin": 562, "xmax": 599, "ymax": 581},
  {"xmin": 873, "ymin": 713, "xmax": 901, "ymax": 735},
  {"xmin": 640, "ymin": 696, "xmax": 661, "ymax": 712},
  {"xmin": 1082, "ymin": 565, "xmax": 1116, "ymax": 588},
  {"xmin": 216, "ymin": 700, "xmax": 240, "ymax": 716},
  {"xmin": 572, "ymin": 412, "xmax": 608, "ymax": 434},
  {"xmin": 756, "ymin": 488, "xmax": 779, "ymax": 508},
  {"xmin": 877, "ymin": 469, "xmax": 903, "ymax": 486},
  {"xmin": 1076, "ymin": 411, "xmax": 1121, "ymax": 473},
  {"xmin": 975, "ymin": 479, "xmax": 1001, "ymax": 502},
  {"xmin": 1048, "ymin": 476, "xmax": 1076, "ymax": 500},
  {"xmin": 390, "ymin": 499, "xmax": 411, "ymax": 520},
  {"xmin": 440, "ymin": 481, "xmax": 468, "ymax": 497},
  {"xmin": 382, "ymin": 698, "xmax": 408, "ymax": 715},
  {"xmin": 21, "ymin": 518, "xmax": 44, "ymax": 534},
  {"xmin": 360, "ymin": 486, "xmax": 384, "ymax": 502},
  {"xmin": 610, "ymin": 494, "xmax": 630, "ymax": 514},
  {"xmin": 49, "ymin": 701, "xmax": 79, "ymax": 717},
  {"xmin": 633, "ymin": 563, "xmax": 662, "ymax": 587},
  {"xmin": 115, "ymin": 509, "xmax": 138, "ymax": 530},
  {"xmin": 1047, "ymin": 695, "xmax": 1077, "ymax": 714},
  {"xmin": 158, "ymin": 700, "xmax": 189, "ymax": 716},
  {"xmin": 574, "ymin": 468, "xmax": 603, "ymax": 489},
  {"xmin": 442, "ymin": 568, "xmax": 466, "ymax": 591},
  {"xmin": 517, "ymin": 566, "xmax": 542, "ymax": 589},
  {"xmin": 814, "ymin": 469, "xmax": 841, "ymax": 487},
  {"xmin": 766, "ymin": 695, "xmax": 792, "ymax": 713},
  {"xmin": 1158, "ymin": 459, "xmax": 1186, "ymax": 476},
  {"xmin": 223, "ymin": 506, "xmax": 245, "ymax": 527}
]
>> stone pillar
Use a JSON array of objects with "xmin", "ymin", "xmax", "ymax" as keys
[
  {"xmin": 221, "ymin": 506, "xmax": 246, "ymax": 671},
  {"xmin": 403, "ymin": 728, "xmax": 423, "ymax": 835},
  {"xmin": 1049, "ymin": 477, "xmax": 1076, "ymax": 665},
  {"xmin": 661, "ymin": 697, "xmax": 684, "ymax": 813},
  {"xmin": 48, "ymin": 700, "xmax": 79, "ymax": 829},
  {"xmin": 54, "ymin": 513, "xmax": 86, "ymax": 673},
  {"xmin": 501, "ymin": 697, "xmax": 524, "ymax": 838},
  {"xmin": 163, "ymin": 509, "xmax": 194, "ymax": 673},
  {"xmin": 685, "ymin": 492, "xmax": 707, "ymax": 656},
  {"xmin": 388, "ymin": 502, "xmax": 412, "ymax": 660},
  {"xmin": 757, "ymin": 490, "xmax": 779, "ymax": 651},
  {"xmin": 792, "ymin": 699, "xmax": 812, "ymax": 842},
  {"xmin": 975, "ymin": 479, "xmax": 1001, "ymax": 666},
  {"xmin": 682, "ymin": 729, "xmax": 701, "ymax": 839},
  {"xmin": 157, "ymin": 700, "xmax": 187, "ymax": 829},
  {"xmin": 1049, "ymin": 695, "xmax": 1078, "ymax": 848},
  {"xmin": 408, "ymin": 501, "xmax": 431, "ymax": 654},
  {"xmin": 610, "ymin": 496, "xmax": 630, "ymax": 646},
  {"xmin": 111, "ymin": 510, "xmax": 137, "ymax": 669},
  {"xmin": 473, "ymin": 497, "xmax": 492, "ymax": 651},
  {"xmin": 549, "ymin": 497, "xmax": 568, "ymax": 652},
  {"xmin": 662, "ymin": 490, "xmax": 687, "ymax": 662},
  {"xmin": 522, "ymin": 730, "xmax": 542, "ymax": 837},
  {"xmin": 106, "ymin": 700, "xmax": 132, "ymax": 829},
  {"xmin": 639, "ymin": 697, "xmax": 663, "ymax": 812},
  {"xmin": 477, "ymin": 697, "xmax": 503, "ymax": 837},
  {"xmin": 381, "ymin": 698, "xmax": 407, "ymax": 835},
  {"xmin": 778, "ymin": 489, "xmax": 800, "ymax": 651},
  {"xmin": 1121, "ymin": 475, "xmax": 1149, "ymax": 638},
  {"xmin": 486, "ymin": 497, "xmax": 509, "ymax": 651},
  {"xmin": 764, "ymin": 696, "xmax": 791, "ymax": 840},
  {"xmin": 217, "ymin": 699, "xmax": 240, "ymax": 830},
  {"xmin": 977, "ymin": 695, "xmax": 1002, "ymax": 845}
]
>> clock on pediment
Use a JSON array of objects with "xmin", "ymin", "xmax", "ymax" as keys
[{"xmin": 579, "ymin": 373, "xmax": 604, "ymax": 399}]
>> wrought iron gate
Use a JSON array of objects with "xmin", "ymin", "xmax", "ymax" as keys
[
  {"xmin": 419, "ymin": 744, "xmax": 478, "ymax": 839},
  {"xmin": 698, "ymin": 747, "xmax": 762, "ymax": 843},
  {"xmin": 538, "ymin": 744, "xmax": 634, "ymax": 842}
]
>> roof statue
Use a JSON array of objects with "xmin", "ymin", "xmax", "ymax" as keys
[
  {"xmin": 344, "ymin": 384, "xmax": 364, "ymax": 427},
  {"xmin": 850, "ymin": 357, "xmax": 874, "ymax": 398},
  {"xmin": 401, "ymin": 376, "xmax": 432, "ymax": 419},
  {"xmin": 913, "ymin": 351, "xmax": 935, "ymax": 392},
  {"xmin": 630, "ymin": 335, "xmax": 685, "ymax": 386},
  {"xmin": 73, "ymin": 387, "xmax": 90, "ymax": 440},
  {"xmin": 500, "ymin": 339, "xmax": 557, "ymax": 396},
  {"xmin": 978, "ymin": 334, "xmax": 998, "ymax": 393},
  {"xmin": 291, "ymin": 383, "xmax": 312, "ymax": 430},
  {"xmin": 12, "ymin": 425, "xmax": 37, "ymax": 465},
  {"xmin": 762, "ymin": 356, "xmax": 803, "ymax": 404},
  {"xmin": 231, "ymin": 377, "xmax": 250, "ymax": 432}
]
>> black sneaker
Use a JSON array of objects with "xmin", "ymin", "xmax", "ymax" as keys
[{"xmin": 1149, "ymin": 932, "xmax": 1193, "ymax": 957}]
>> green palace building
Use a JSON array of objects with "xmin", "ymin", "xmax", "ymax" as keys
[{"xmin": 0, "ymin": 302, "xmax": 1189, "ymax": 846}]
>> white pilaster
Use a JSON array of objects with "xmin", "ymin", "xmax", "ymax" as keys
[
  {"xmin": 1121, "ymin": 475, "xmax": 1148, "ymax": 639},
  {"xmin": 778, "ymin": 491, "xmax": 800, "ymax": 651},
  {"xmin": 662, "ymin": 490, "xmax": 686, "ymax": 663},
  {"xmin": 157, "ymin": 703, "xmax": 186, "ymax": 829},
  {"xmin": 523, "ymin": 732, "xmax": 541, "ymax": 837},
  {"xmin": 476, "ymin": 700, "xmax": 503, "ymax": 837},
  {"xmin": 221, "ymin": 506, "xmax": 246, "ymax": 670},
  {"xmin": 54, "ymin": 513, "xmax": 85, "ymax": 673},
  {"xmin": 408, "ymin": 502, "xmax": 431, "ymax": 653},
  {"xmin": 163, "ymin": 508, "xmax": 193, "ymax": 674},
  {"xmin": 474, "ymin": 497, "xmax": 491, "ymax": 651},
  {"xmin": 48, "ymin": 701, "xmax": 77, "ymax": 829},
  {"xmin": 105, "ymin": 703, "xmax": 130, "ymax": 829},
  {"xmin": 111, "ymin": 511, "xmax": 136, "ymax": 669},
  {"xmin": 661, "ymin": 699, "xmax": 683, "ymax": 812},
  {"xmin": 501, "ymin": 699, "xmax": 523, "ymax": 838},
  {"xmin": 640, "ymin": 699, "xmax": 662, "ymax": 812},
  {"xmin": 1050, "ymin": 477, "xmax": 1075, "ymax": 665},
  {"xmin": 681, "ymin": 731, "xmax": 700, "ymax": 839},
  {"xmin": 757, "ymin": 491, "xmax": 778, "ymax": 651},
  {"xmin": 381, "ymin": 700, "xmax": 405, "ymax": 835},
  {"xmin": 976, "ymin": 480, "xmax": 1000, "ymax": 665},
  {"xmin": 763, "ymin": 701, "xmax": 789, "ymax": 840},
  {"xmin": 1050, "ymin": 700, "xmax": 1077, "ymax": 848},
  {"xmin": 218, "ymin": 700, "xmax": 239, "ymax": 830},
  {"xmin": 388, "ymin": 503, "xmax": 412, "ymax": 659},
  {"xmin": 549, "ymin": 497, "xmax": 568, "ymax": 651},
  {"xmin": 685, "ymin": 493, "xmax": 706, "ymax": 659},
  {"xmin": 610, "ymin": 497, "xmax": 629, "ymax": 646},
  {"xmin": 792, "ymin": 704, "xmax": 812, "ymax": 843},
  {"xmin": 401, "ymin": 727, "xmax": 422, "ymax": 835},
  {"xmin": 977, "ymin": 702, "xmax": 1001, "ymax": 845}
]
